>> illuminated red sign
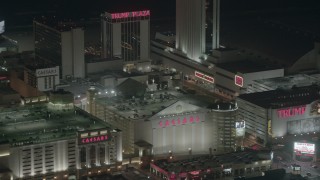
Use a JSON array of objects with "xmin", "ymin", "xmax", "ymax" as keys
[
  {"xmin": 189, "ymin": 170, "xmax": 201, "ymax": 176},
  {"xmin": 80, "ymin": 135, "xmax": 108, "ymax": 144},
  {"xmin": 235, "ymin": 75, "xmax": 243, "ymax": 87},
  {"xmin": 158, "ymin": 116, "xmax": 201, "ymax": 128},
  {"xmin": 294, "ymin": 142, "xmax": 315, "ymax": 155},
  {"xmin": 111, "ymin": 10, "xmax": 150, "ymax": 19},
  {"xmin": 194, "ymin": 71, "xmax": 214, "ymax": 83},
  {"xmin": 277, "ymin": 105, "xmax": 306, "ymax": 118}
]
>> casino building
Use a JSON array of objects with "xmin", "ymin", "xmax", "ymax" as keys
[
  {"xmin": 135, "ymin": 100, "xmax": 237, "ymax": 155},
  {"xmin": 237, "ymin": 85, "xmax": 320, "ymax": 146},
  {"xmin": 0, "ymin": 104, "xmax": 122, "ymax": 179}
]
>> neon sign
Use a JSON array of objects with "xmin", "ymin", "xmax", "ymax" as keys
[
  {"xmin": 111, "ymin": 10, "xmax": 150, "ymax": 19},
  {"xmin": 194, "ymin": 71, "xmax": 214, "ymax": 83},
  {"xmin": 80, "ymin": 135, "xmax": 108, "ymax": 144},
  {"xmin": 158, "ymin": 116, "xmax": 201, "ymax": 128},
  {"xmin": 235, "ymin": 75, "xmax": 243, "ymax": 87},
  {"xmin": 277, "ymin": 105, "xmax": 306, "ymax": 118}
]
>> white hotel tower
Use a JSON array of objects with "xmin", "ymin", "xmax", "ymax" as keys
[{"xmin": 176, "ymin": 0, "xmax": 220, "ymax": 62}]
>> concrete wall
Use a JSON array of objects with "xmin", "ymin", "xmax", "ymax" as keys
[
  {"xmin": 72, "ymin": 29, "xmax": 85, "ymax": 78},
  {"xmin": 86, "ymin": 59, "xmax": 123, "ymax": 74}
]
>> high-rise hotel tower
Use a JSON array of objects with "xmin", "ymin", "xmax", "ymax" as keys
[
  {"xmin": 176, "ymin": 0, "xmax": 220, "ymax": 62},
  {"xmin": 101, "ymin": 10, "xmax": 150, "ymax": 62}
]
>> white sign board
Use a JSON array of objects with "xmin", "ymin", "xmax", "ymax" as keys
[
  {"xmin": 294, "ymin": 142, "xmax": 315, "ymax": 155},
  {"xmin": 36, "ymin": 67, "xmax": 59, "ymax": 77}
]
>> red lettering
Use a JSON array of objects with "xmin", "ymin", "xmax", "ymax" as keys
[
  {"xmin": 165, "ymin": 120, "xmax": 170, "ymax": 127},
  {"xmin": 196, "ymin": 116, "xmax": 200, "ymax": 122},
  {"xmin": 278, "ymin": 105, "xmax": 307, "ymax": 118},
  {"xmin": 286, "ymin": 109, "xmax": 291, "ymax": 117},
  {"xmin": 301, "ymin": 106, "xmax": 306, "ymax": 114},
  {"xmin": 182, "ymin": 117, "xmax": 187, "ymax": 124},
  {"xmin": 189, "ymin": 116, "xmax": 194, "ymax": 123},
  {"xmin": 81, "ymin": 135, "xmax": 108, "ymax": 144},
  {"xmin": 177, "ymin": 118, "xmax": 181, "ymax": 125},
  {"xmin": 112, "ymin": 10, "xmax": 150, "ymax": 19},
  {"xmin": 159, "ymin": 121, "xmax": 163, "ymax": 127},
  {"xmin": 293, "ymin": 107, "xmax": 300, "ymax": 115}
]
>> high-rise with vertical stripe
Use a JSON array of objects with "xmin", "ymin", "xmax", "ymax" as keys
[
  {"xmin": 176, "ymin": 0, "xmax": 206, "ymax": 62},
  {"xmin": 176, "ymin": 0, "xmax": 220, "ymax": 62}
]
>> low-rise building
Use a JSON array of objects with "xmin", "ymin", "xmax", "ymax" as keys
[
  {"xmin": 237, "ymin": 85, "xmax": 320, "ymax": 146},
  {"xmin": 0, "ymin": 104, "xmax": 122, "ymax": 179},
  {"xmin": 150, "ymin": 150, "xmax": 273, "ymax": 179}
]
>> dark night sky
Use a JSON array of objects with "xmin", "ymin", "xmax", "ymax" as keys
[
  {"xmin": 1, "ymin": 0, "xmax": 319, "ymax": 64},
  {"xmin": 1, "ymin": 0, "xmax": 319, "ymax": 20}
]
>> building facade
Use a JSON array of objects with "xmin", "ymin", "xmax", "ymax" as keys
[
  {"xmin": 135, "ymin": 101, "xmax": 237, "ymax": 155},
  {"xmin": 34, "ymin": 20, "xmax": 85, "ymax": 79},
  {"xmin": 101, "ymin": 10, "xmax": 150, "ymax": 63},
  {"xmin": 237, "ymin": 85, "xmax": 320, "ymax": 146},
  {"xmin": 86, "ymin": 87, "xmax": 134, "ymax": 154},
  {"xmin": 24, "ymin": 66, "xmax": 60, "ymax": 92},
  {"xmin": 150, "ymin": 151, "xmax": 272, "ymax": 180},
  {"xmin": 0, "ymin": 106, "xmax": 122, "ymax": 179},
  {"xmin": 176, "ymin": 0, "xmax": 206, "ymax": 61}
]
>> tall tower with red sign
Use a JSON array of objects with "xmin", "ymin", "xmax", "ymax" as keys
[{"xmin": 101, "ymin": 10, "xmax": 150, "ymax": 63}]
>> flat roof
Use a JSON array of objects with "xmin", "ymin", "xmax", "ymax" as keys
[
  {"xmin": 238, "ymin": 85, "xmax": 320, "ymax": 109},
  {"xmin": 152, "ymin": 150, "xmax": 271, "ymax": 174},
  {"xmin": 253, "ymin": 74, "xmax": 320, "ymax": 90},
  {"xmin": 0, "ymin": 105, "xmax": 111, "ymax": 146},
  {"xmin": 94, "ymin": 89, "xmax": 214, "ymax": 121},
  {"xmin": 25, "ymin": 64, "xmax": 56, "ymax": 71},
  {"xmin": 217, "ymin": 59, "xmax": 282, "ymax": 74},
  {"xmin": 34, "ymin": 17, "xmax": 83, "ymax": 32}
]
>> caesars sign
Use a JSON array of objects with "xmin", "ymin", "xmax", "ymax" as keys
[
  {"xmin": 78, "ymin": 129, "xmax": 110, "ymax": 145},
  {"xmin": 36, "ymin": 67, "xmax": 58, "ymax": 77},
  {"xmin": 294, "ymin": 142, "xmax": 315, "ymax": 155}
]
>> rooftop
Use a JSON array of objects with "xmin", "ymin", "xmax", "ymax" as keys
[
  {"xmin": 0, "ymin": 104, "xmax": 111, "ymax": 146},
  {"xmin": 34, "ymin": 17, "xmax": 83, "ymax": 32},
  {"xmin": 94, "ymin": 89, "xmax": 214, "ymax": 121},
  {"xmin": 217, "ymin": 59, "xmax": 282, "ymax": 74},
  {"xmin": 238, "ymin": 85, "xmax": 320, "ymax": 109},
  {"xmin": 253, "ymin": 74, "xmax": 320, "ymax": 90},
  {"xmin": 152, "ymin": 150, "xmax": 271, "ymax": 175}
]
